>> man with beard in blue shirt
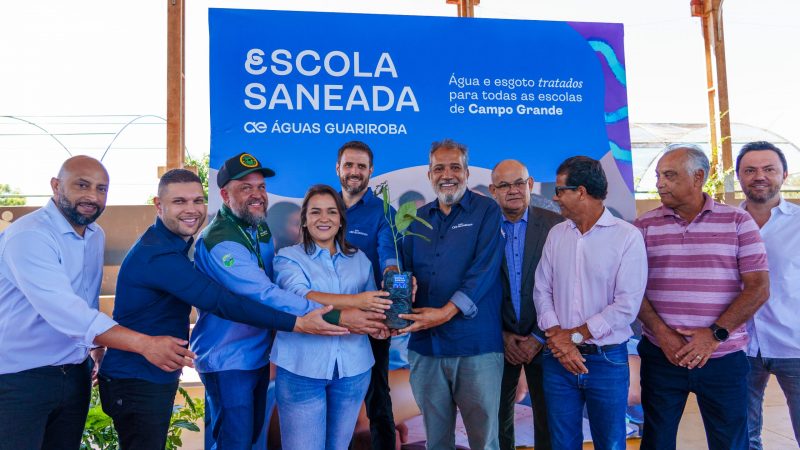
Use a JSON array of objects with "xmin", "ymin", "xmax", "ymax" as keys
[
  {"xmin": 399, "ymin": 139, "xmax": 505, "ymax": 449},
  {"xmin": 0, "ymin": 157, "xmax": 195, "ymax": 449},
  {"xmin": 336, "ymin": 141, "xmax": 399, "ymax": 449},
  {"xmin": 99, "ymin": 169, "xmax": 345, "ymax": 449}
]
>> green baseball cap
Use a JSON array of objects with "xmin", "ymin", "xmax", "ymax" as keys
[{"xmin": 217, "ymin": 152, "xmax": 275, "ymax": 187}]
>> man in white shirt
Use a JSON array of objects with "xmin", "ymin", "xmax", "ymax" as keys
[{"xmin": 737, "ymin": 141, "xmax": 800, "ymax": 449}]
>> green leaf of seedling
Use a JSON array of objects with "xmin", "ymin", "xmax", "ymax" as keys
[
  {"xmin": 411, "ymin": 214, "xmax": 433, "ymax": 230},
  {"xmin": 381, "ymin": 185, "xmax": 389, "ymax": 215},
  {"xmin": 395, "ymin": 201, "xmax": 418, "ymax": 232},
  {"xmin": 402, "ymin": 231, "xmax": 431, "ymax": 242},
  {"xmin": 396, "ymin": 213, "xmax": 414, "ymax": 233}
]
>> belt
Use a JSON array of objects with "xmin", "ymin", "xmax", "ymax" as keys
[{"xmin": 575, "ymin": 343, "xmax": 623, "ymax": 355}]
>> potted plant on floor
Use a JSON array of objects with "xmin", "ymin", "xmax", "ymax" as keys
[{"xmin": 374, "ymin": 181, "xmax": 432, "ymax": 329}]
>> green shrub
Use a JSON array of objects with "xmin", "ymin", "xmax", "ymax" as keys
[{"xmin": 81, "ymin": 386, "xmax": 204, "ymax": 450}]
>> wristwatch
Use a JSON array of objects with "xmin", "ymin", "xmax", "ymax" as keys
[
  {"xmin": 709, "ymin": 323, "xmax": 729, "ymax": 342},
  {"xmin": 570, "ymin": 331, "xmax": 584, "ymax": 345}
]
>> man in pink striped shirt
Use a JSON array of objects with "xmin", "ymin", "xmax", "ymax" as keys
[{"xmin": 634, "ymin": 144, "xmax": 769, "ymax": 450}]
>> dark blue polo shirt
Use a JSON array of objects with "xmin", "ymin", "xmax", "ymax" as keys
[
  {"xmin": 343, "ymin": 187, "xmax": 399, "ymax": 285},
  {"xmin": 402, "ymin": 189, "xmax": 504, "ymax": 357},
  {"xmin": 100, "ymin": 218, "xmax": 297, "ymax": 384}
]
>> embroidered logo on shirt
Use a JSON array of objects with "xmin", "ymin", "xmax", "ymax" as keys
[
  {"xmin": 451, "ymin": 222, "xmax": 474, "ymax": 230},
  {"xmin": 348, "ymin": 229, "xmax": 369, "ymax": 237},
  {"xmin": 222, "ymin": 253, "xmax": 235, "ymax": 267}
]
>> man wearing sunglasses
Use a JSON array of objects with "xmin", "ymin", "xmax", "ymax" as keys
[
  {"xmin": 533, "ymin": 156, "xmax": 647, "ymax": 449},
  {"xmin": 489, "ymin": 159, "xmax": 563, "ymax": 450}
]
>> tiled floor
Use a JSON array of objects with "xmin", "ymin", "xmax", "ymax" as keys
[{"xmin": 179, "ymin": 374, "xmax": 796, "ymax": 449}]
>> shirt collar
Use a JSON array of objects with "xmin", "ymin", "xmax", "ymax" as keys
[
  {"xmin": 658, "ymin": 192, "xmax": 715, "ymax": 218},
  {"xmin": 428, "ymin": 188, "xmax": 475, "ymax": 216},
  {"xmin": 739, "ymin": 195, "xmax": 797, "ymax": 217},
  {"xmin": 341, "ymin": 187, "xmax": 374, "ymax": 208},
  {"xmin": 566, "ymin": 207, "xmax": 616, "ymax": 230},
  {"xmin": 310, "ymin": 241, "xmax": 351, "ymax": 260},
  {"xmin": 44, "ymin": 198, "xmax": 98, "ymax": 237},
  {"xmin": 503, "ymin": 207, "xmax": 528, "ymax": 225},
  {"xmin": 154, "ymin": 217, "xmax": 194, "ymax": 254}
]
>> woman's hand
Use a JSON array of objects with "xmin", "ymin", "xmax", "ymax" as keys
[{"xmin": 352, "ymin": 290, "xmax": 392, "ymax": 313}]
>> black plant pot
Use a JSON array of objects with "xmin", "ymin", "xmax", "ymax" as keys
[{"xmin": 383, "ymin": 270, "xmax": 412, "ymax": 330}]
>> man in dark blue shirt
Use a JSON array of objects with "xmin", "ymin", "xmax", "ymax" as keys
[
  {"xmin": 399, "ymin": 139, "xmax": 505, "ymax": 449},
  {"xmin": 98, "ymin": 169, "xmax": 344, "ymax": 450},
  {"xmin": 336, "ymin": 140, "xmax": 399, "ymax": 449}
]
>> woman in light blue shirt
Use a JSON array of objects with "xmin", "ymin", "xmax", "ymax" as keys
[{"xmin": 272, "ymin": 184, "xmax": 384, "ymax": 450}]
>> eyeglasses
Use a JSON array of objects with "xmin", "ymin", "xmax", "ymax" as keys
[
  {"xmin": 493, "ymin": 178, "xmax": 530, "ymax": 192},
  {"xmin": 554, "ymin": 185, "xmax": 580, "ymax": 197}
]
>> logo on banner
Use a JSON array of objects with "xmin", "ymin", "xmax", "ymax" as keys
[{"xmin": 243, "ymin": 122, "xmax": 268, "ymax": 134}]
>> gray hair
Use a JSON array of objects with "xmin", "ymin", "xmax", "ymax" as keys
[
  {"xmin": 662, "ymin": 143, "xmax": 710, "ymax": 183},
  {"xmin": 429, "ymin": 139, "xmax": 469, "ymax": 167}
]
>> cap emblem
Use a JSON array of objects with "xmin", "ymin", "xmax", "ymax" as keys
[{"xmin": 240, "ymin": 153, "xmax": 259, "ymax": 168}]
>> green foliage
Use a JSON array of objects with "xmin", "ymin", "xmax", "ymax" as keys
[
  {"xmin": 185, "ymin": 153, "xmax": 210, "ymax": 201},
  {"xmin": 81, "ymin": 386, "xmax": 204, "ymax": 450},
  {"xmin": 703, "ymin": 166, "xmax": 734, "ymax": 202},
  {"xmin": 166, "ymin": 387, "xmax": 205, "ymax": 450},
  {"xmin": 374, "ymin": 181, "xmax": 432, "ymax": 272},
  {"xmin": 80, "ymin": 387, "xmax": 118, "ymax": 450},
  {"xmin": 0, "ymin": 184, "xmax": 26, "ymax": 206}
]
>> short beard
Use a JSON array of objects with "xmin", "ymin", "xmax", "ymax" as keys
[
  {"xmin": 435, "ymin": 184, "xmax": 466, "ymax": 206},
  {"xmin": 743, "ymin": 185, "xmax": 780, "ymax": 204},
  {"xmin": 231, "ymin": 200, "xmax": 268, "ymax": 227},
  {"xmin": 56, "ymin": 193, "xmax": 103, "ymax": 226},
  {"xmin": 340, "ymin": 175, "xmax": 368, "ymax": 195}
]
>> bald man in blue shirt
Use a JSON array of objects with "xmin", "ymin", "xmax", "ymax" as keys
[{"xmin": 0, "ymin": 156, "xmax": 194, "ymax": 449}]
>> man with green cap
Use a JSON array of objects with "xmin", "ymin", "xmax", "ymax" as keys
[{"xmin": 190, "ymin": 152, "xmax": 388, "ymax": 449}]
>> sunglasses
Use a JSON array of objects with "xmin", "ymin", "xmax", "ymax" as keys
[{"xmin": 554, "ymin": 185, "xmax": 580, "ymax": 196}]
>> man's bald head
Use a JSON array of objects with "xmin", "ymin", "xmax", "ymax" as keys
[
  {"xmin": 57, "ymin": 155, "xmax": 109, "ymax": 180},
  {"xmin": 51, "ymin": 156, "xmax": 109, "ymax": 233},
  {"xmin": 490, "ymin": 159, "xmax": 534, "ymax": 221}
]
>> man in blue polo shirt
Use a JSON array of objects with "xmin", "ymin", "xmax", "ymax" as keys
[
  {"xmin": 399, "ymin": 139, "xmax": 505, "ymax": 450},
  {"xmin": 336, "ymin": 140, "xmax": 399, "ymax": 449},
  {"xmin": 98, "ymin": 169, "xmax": 344, "ymax": 449}
]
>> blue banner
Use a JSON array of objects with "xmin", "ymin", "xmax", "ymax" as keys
[{"xmin": 209, "ymin": 8, "xmax": 633, "ymax": 217}]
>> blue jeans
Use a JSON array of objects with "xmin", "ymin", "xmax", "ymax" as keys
[
  {"xmin": 747, "ymin": 354, "xmax": 800, "ymax": 449},
  {"xmin": 639, "ymin": 337, "xmax": 749, "ymax": 450},
  {"xmin": 199, "ymin": 366, "xmax": 269, "ymax": 450},
  {"xmin": 275, "ymin": 365, "xmax": 370, "ymax": 450},
  {"xmin": 542, "ymin": 344, "xmax": 629, "ymax": 450}
]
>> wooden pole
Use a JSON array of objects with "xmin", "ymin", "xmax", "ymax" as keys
[
  {"xmin": 692, "ymin": 0, "xmax": 733, "ymax": 200},
  {"xmin": 163, "ymin": 0, "xmax": 185, "ymax": 176},
  {"xmin": 446, "ymin": 0, "xmax": 480, "ymax": 18}
]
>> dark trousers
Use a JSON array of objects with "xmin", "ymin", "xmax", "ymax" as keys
[
  {"xmin": 98, "ymin": 376, "xmax": 179, "ymax": 450},
  {"xmin": 498, "ymin": 354, "xmax": 551, "ymax": 450},
  {"xmin": 0, "ymin": 359, "xmax": 91, "ymax": 450},
  {"xmin": 639, "ymin": 336, "xmax": 749, "ymax": 450},
  {"xmin": 200, "ymin": 366, "xmax": 269, "ymax": 450},
  {"xmin": 363, "ymin": 335, "xmax": 396, "ymax": 449}
]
